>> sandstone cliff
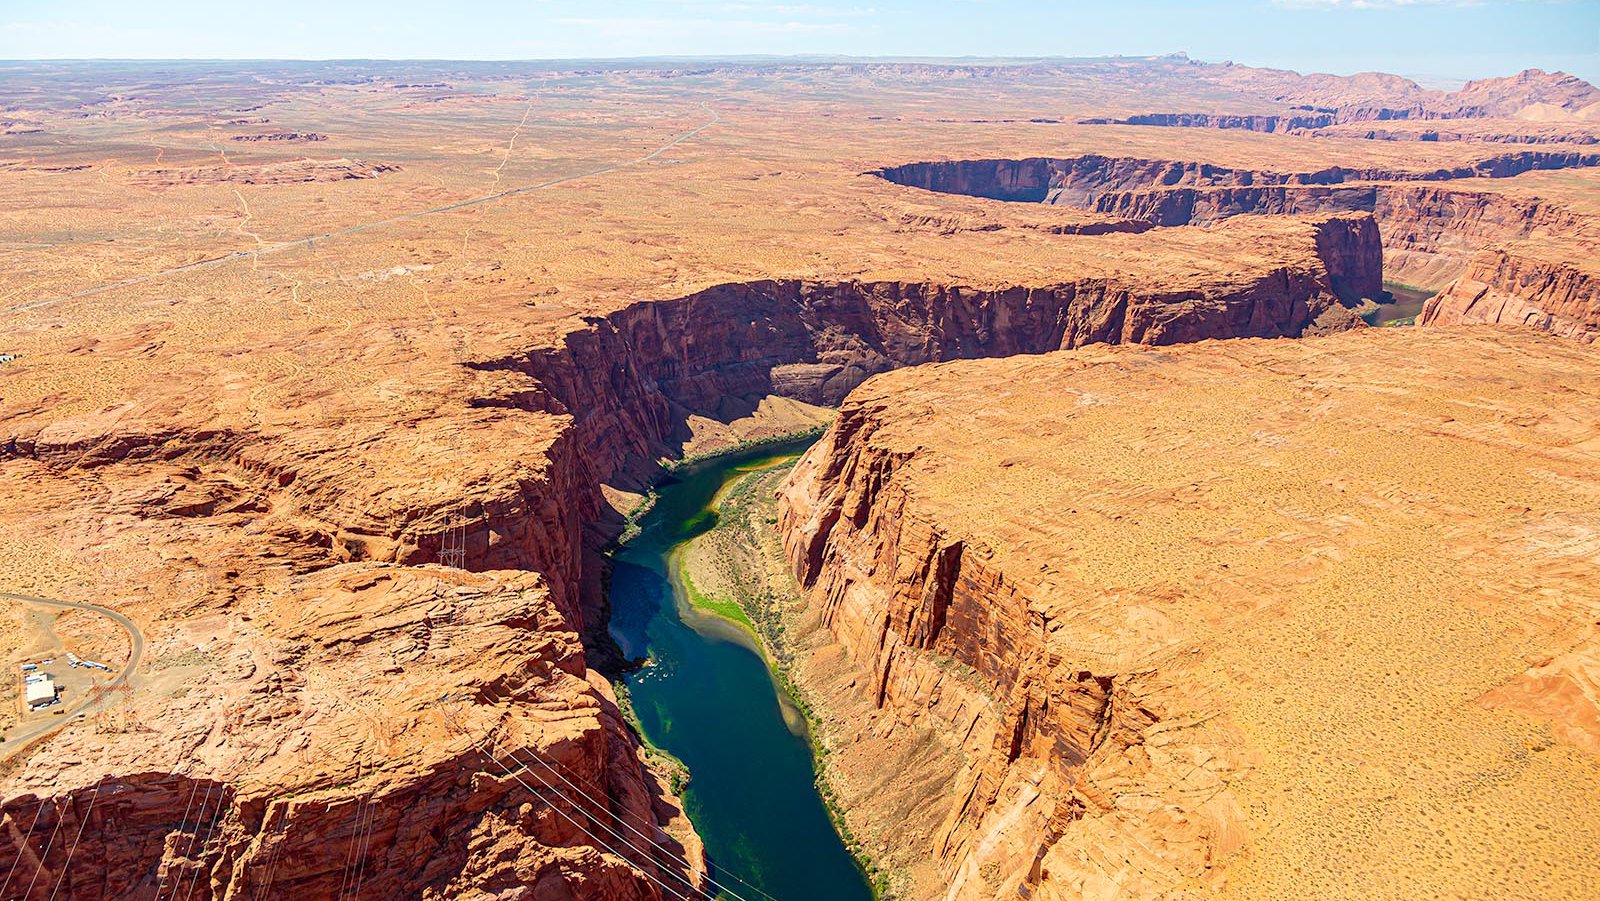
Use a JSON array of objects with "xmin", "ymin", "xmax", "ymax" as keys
[
  {"xmin": 1421, "ymin": 250, "xmax": 1600, "ymax": 342},
  {"xmin": 0, "ymin": 209, "xmax": 1376, "ymax": 899},
  {"xmin": 0, "ymin": 564, "xmax": 704, "ymax": 901},
  {"xmin": 778, "ymin": 327, "xmax": 1600, "ymax": 900}
]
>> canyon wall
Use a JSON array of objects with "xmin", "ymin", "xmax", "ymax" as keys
[
  {"xmin": 878, "ymin": 151, "xmax": 1600, "ymax": 300},
  {"xmin": 777, "ymin": 395, "xmax": 1218, "ymax": 901},
  {"xmin": 876, "ymin": 151, "xmax": 1600, "ymax": 208},
  {"xmin": 1085, "ymin": 183, "xmax": 1584, "ymax": 288},
  {"xmin": 496, "ymin": 245, "xmax": 1372, "ymax": 501},
  {"xmin": 0, "ymin": 219, "xmax": 1375, "ymax": 899},
  {"xmin": 1420, "ymin": 250, "xmax": 1600, "ymax": 342},
  {"xmin": 0, "ymin": 565, "xmax": 704, "ymax": 901},
  {"xmin": 773, "ymin": 329, "xmax": 1600, "ymax": 900}
]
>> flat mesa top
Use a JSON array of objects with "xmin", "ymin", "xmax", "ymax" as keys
[{"xmin": 839, "ymin": 325, "xmax": 1600, "ymax": 900}]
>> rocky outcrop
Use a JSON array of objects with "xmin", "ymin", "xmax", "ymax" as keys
[
  {"xmin": 230, "ymin": 132, "xmax": 328, "ymax": 143},
  {"xmin": 0, "ymin": 565, "xmax": 705, "ymax": 901},
  {"xmin": 131, "ymin": 158, "xmax": 398, "ymax": 188},
  {"xmin": 776, "ymin": 328, "xmax": 1600, "ymax": 900},
  {"xmin": 1420, "ymin": 250, "xmax": 1600, "ymax": 342},
  {"xmin": 876, "ymin": 152, "xmax": 1600, "ymax": 209}
]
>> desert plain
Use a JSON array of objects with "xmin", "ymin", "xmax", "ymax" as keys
[{"xmin": 0, "ymin": 54, "xmax": 1598, "ymax": 899}]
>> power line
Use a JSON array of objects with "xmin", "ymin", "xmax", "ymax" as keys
[
  {"xmin": 349, "ymin": 794, "xmax": 380, "ymax": 900},
  {"xmin": 153, "ymin": 768, "xmax": 203, "ymax": 901},
  {"xmin": 175, "ymin": 781, "xmax": 223, "ymax": 901},
  {"xmin": 479, "ymin": 688, "xmax": 779, "ymax": 901},
  {"xmin": 0, "ymin": 801, "xmax": 46, "ymax": 898},
  {"xmin": 470, "ymin": 738, "xmax": 697, "ymax": 901},
  {"xmin": 48, "ymin": 778, "xmax": 105, "ymax": 901},
  {"xmin": 21, "ymin": 798, "xmax": 68, "ymax": 900}
]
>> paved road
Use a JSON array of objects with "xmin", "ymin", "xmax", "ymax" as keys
[
  {"xmin": 0, "ymin": 592, "xmax": 145, "ymax": 760},
  {"xmin": 5, "ymin": 103, "xmax": 721, "ymax": 316}
]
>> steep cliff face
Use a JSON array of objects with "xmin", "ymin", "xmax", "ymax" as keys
[
  {"xmin": 1077, "ymin": 112, "xmax": 1337, "ymax": 132},
  {"xmin": 492, "ymin": 256, "xmax": 1372, "ymax": 499},
  {"xmin": 876, "ymin": 151, "xmax": 1600, "ymax": 208},
  {"xmin": 1420, "ymin": 250, "xmax": 1600, "ymax": 342},
  {"xmin": 0, "ymin": 565, "xmax": 704, "ymax": 901},
  {"xmin": 878, "ymin": 152, "xmax": 1600, "ymax": 297},
  {"xmin": 778, "ymin": 392, "xmax": 1232, "ymax": 901},
  {"xmin": 1085, "ymin": 183, "xmax": 1586, "ymax": 287},
  {"xmin": 776, "ymin": 330, "xmax": 1600, "ymax": 900}
]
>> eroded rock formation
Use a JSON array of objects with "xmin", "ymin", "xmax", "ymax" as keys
[
  {"xmin": 1421, "ymin": 250, "xmax": 1600, "ymax": 342},
  {"xmin": 778, "ymin": 327, "xmax": 1600, "ymax": 900},
  {"xmin": 0, "ymin": 564, "xmax": 704, "ymax": 901}
]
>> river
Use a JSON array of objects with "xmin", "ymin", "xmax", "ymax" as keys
[{"xmin": 606, "ymin": 438, "xmax": 875, "ymax": 901}]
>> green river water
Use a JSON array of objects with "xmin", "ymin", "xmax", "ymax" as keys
[{"xmin": 606, "ymin": 438, "xmax": 875, "ymax": 901}]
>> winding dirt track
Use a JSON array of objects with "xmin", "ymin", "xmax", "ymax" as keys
[
  {"xmin": 5, "ymin": 103, "xmax": 721, "ymax": 315},
  {"xmin": 0, "ymin": 592, "xmax": 144, "ymax": 761}
]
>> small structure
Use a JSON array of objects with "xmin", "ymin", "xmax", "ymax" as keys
[
  {"xmin": 66, "ymin": 652, "xmax": 81, "ymax": 668},
  {"xmin": 25, "ymin": 674, "xmax": 58, "ymax": 709}
]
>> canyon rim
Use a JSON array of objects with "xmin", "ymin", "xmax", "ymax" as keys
[{"xmin": 2, "ymin": 17, "xmax": 1600, "ymax": 901}]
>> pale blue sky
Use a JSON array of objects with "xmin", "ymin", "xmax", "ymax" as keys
[{"xmin": 2, "ymin": 0, "xmax": 1596, "ymax": 85}]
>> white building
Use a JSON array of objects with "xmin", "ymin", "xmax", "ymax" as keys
[{"xmin": 25, "ymin": 674, "xmax": 57, "ymax": 709}]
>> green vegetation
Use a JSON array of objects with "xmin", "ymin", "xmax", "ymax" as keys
[
  {"xmin": 613, "ymin": 680, "xmax": 691, "ymax": 796},
  {"xmin": 679, "ymin": 566, "xmax": 761, "ymax": 638},
  {"xmin": 614, "ymin": 488, "xmax": 659, "ymax": 547},
  {"xmin": 676, "ymin": 458, "xmax": 895, "ymax": 898},
  {"xmin": 663, "ymin": 425, "xmax": 829, "ymax": 474}
]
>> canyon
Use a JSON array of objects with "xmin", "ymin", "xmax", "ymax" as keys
[
  {"xmin": 0, "ymin": 55, "xmax": 1597, "ymax": 899},
  {"xmin": 877, "ymin": 149, "xmax": 1600, "ymax": 330},
  {"xmin": 779, "ymin": 327, "xmax": 1600, "ymax": 900}
]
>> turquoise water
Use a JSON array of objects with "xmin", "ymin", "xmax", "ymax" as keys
[{"xmin": 607, "ymin": 439, "xmax": 874, "ymax": 901}]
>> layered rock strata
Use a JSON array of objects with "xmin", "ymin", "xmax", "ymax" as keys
[
  {"xmin": 778, "ymin": 327, "xmax": 1600, "ymax": 900},
  {"xmin": 0, "ymin": 563, "xmax": 704, "ymax": 901},
  {"xmin": 1421, "ymin": 250, "xmax": 1600, "ymax": 342},
  {"xmin": 0, "ymin": 213, "xmax": 1374, "ymax": 898},
  {"xmin": 878, "ymin": 151, "xmax": 1600, "ymax": 321}
]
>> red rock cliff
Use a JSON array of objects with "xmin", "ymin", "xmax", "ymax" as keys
[{"xmin": 1420, "ymin": 250, "xmax": 1600, "ymax": 342}]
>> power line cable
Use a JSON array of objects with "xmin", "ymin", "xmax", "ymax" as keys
[
  {"xmin": 21, "ymin": 798, "xmax": 68, "ymax": 900},
  {"xmin": 480, "ymin": 687, "xmax": 779, "ymax": 901},
  {"xmin": 470, "ymin": 738, "xmax": 697, "ymax": 901},
  {"xmin": 48, "ymin": 778, "xmax": 105, "ymax": 901},
  {"xmin": 0, "ymin": 801, "xmax": 46, "ymax": 897}
]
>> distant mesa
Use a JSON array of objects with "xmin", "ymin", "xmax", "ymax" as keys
[
  {"xmin": 1082, "ymin": 67, "xmax": 1600, "ymax": 137},
  {"xmin": 231, "ymin": 131, "xmax": 328, "ymax": 143},
  {"xmin": 132, "ymin": 157, "xmax": 398, "ymax": 188}
]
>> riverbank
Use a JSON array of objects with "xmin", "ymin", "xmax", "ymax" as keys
[
  {"xmin": 674, "ymin": 454, "xmax": 981, "ymax": 900},
  {"xmin": 604, "ymin": 437, "xmax": 875, "ymax": 900}
]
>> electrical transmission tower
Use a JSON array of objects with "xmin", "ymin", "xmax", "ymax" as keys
[{"xmin": 440, "ymin": 503, "xmax": 468, "ymax": 570}]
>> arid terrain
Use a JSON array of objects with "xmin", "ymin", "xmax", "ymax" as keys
[
  {"xmin": 2, "ymin": 55, "xmax": 1599, "ymax": 899},
  {"xmin": 781, "ymin": 328, "xmax": 1600, "ymax": 900}
]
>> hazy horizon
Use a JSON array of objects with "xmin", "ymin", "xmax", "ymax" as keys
[{"xmin": 2, "ymin": 0, "xmax": 1596, "ymax": 86}]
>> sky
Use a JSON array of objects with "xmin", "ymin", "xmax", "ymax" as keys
[{"xmin": 1, "ymin": 0, "xmax": 1597, "ymax": 86}]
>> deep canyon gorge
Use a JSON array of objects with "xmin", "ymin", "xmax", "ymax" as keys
[{"xmin": 2, "ymin": 54, "xmax": 1599, "ymax": 901}]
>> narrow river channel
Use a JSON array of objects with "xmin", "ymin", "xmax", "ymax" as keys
[{"xmin": 607, "ymin": 438, "xmax": 875, "ymax": 901}]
